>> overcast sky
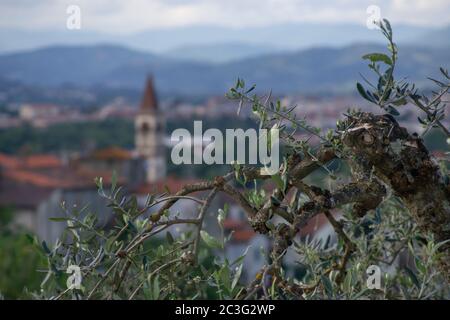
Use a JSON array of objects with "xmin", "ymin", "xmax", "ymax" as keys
[{"xmin": 1, "ymin": 0, "xmax": 449, "ymax": 34}]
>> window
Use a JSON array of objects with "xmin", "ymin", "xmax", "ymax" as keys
[{"xmin": 141, "ymin": 122, "xmax": 150, "ymax": 133}]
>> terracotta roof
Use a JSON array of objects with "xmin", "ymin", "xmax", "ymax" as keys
[
  {"xmin": 221, "ymin": 218, "xmax": 257, "ymax": 243},
  {"xmin": 0, "ymin": 153, "xmax": 20, "ymax": 169},
  {"xmin": 222, "ymin": 219, "xmax": 247, "ymax": 230},
  {"xmin": 23, "ymin": 155, "xmax": 62, "ymax": 168},
  {"xmin": 139, "ymin": 76, "xmax": 158, "ymax": 112},
  {"xmin": 232, "ymin": 230, "xmax": 256, "ymax": 242},
  {"xmin": 0, "ymin": 151, "xmax": 129, "ymax": 211},
  {"xmin": 3, "ymin": 169, "xmax": 69, "ymax": 188},
  {"xmin": 0, "ymin": 151, "xmax": 127, "ymax": 190},
  {"xmin": 91, "ymin": 147, "xmax": 132, "ymax": 161},
  {"xmin": 0, "ymin": 153, "xmax": 61, "ymax": 169}
]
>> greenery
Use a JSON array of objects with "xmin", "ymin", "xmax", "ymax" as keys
[
  {"xmin": 0, "ymin": 119, "xmax": 134, "ymax": 155},
  {"xmin": 0, "ymin": 116, "xmax": 256, "ymax": 181},
  {"xmin": 0, "ymin": 207, "xmax": 46, "ymax": 299},
  {"xmin": 10, "ymin": 20, "xmax": 450, "ymax": 300},
  {"xmin": 30, "ymin": 184, "xmax": 247, "ymax": 300}
]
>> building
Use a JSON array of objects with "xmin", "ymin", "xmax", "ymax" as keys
[
  {"xmin": 19, "ymin": 104, "xmax": 61, "ymax": 121},
  {"xmin": 0, "ymin": 153, "xmax": 114, "ymax": 241},
  {"xmin": 0, "ymin": 76, "xmax": 337, "ymax": 282},
  {"xmin": 0, "ymin": 76, "xmax": 182, "ymax": 243},
  {"xmin": 135, "ymin": 76, "xmax": 166, "ymax": 183}
]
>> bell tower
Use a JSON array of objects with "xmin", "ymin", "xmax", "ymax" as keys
[{"xmin": 135, "ymin": 76, "xmax": 166, "ymax": 183}]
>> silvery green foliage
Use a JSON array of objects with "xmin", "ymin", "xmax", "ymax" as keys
[
  {"xmin": 292, "ymin": 199, "xmax": 449, "ymax": 299},
  {"xmin": 34, "ymin": 181, "xmax": 246, "ymax": 300},
  {"xmin": 36, "ymin": 20, "xmax": 449, "ymax": 300}
]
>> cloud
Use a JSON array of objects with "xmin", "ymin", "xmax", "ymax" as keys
[{"xmin": 0, "ymin": 0, "xmax": 448, "ymax": 33}]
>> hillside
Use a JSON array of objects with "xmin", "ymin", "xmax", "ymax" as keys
[{"xmin": 0, "ymin": 43, "xmax": 448, "ymax": 95}]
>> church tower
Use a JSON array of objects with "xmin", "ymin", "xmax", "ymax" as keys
[{"xmin": 135, "ymin": 76, "xmax": 166, "ymax": 183}]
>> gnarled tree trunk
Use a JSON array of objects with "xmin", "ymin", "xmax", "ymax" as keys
[{"xmin": 342, "ymin": 112, "xmax": 450, "ymax": 280}]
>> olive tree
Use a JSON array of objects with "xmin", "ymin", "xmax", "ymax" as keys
[{"xmin": 36, "ymin": 20, "xmax": 449, "ymax": 300}]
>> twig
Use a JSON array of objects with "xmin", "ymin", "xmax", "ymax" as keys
[
  {"xmin": 193, "ymin": 188, "xmax": 219, "ymax": 258},
  {"xmin": 128, "ymin": 258, "xmax": 181, "ymax": 300},
  {"xmin": 323, "ymin": 210, "xmax": 356, "ymax": 284}
]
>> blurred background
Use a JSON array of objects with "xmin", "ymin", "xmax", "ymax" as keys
[{"xmin": 0, "ymin": 0, "xmax": 449, "ymax": 298}]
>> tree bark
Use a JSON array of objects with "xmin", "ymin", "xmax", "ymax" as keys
[{"xmin": 342, "ymin": 112, "xmax": 450, "ymax": 281}]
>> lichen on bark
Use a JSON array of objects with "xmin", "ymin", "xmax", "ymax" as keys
[{"xmin": 341, "ymin": 112, "xmax": 450, "ymax": 280}]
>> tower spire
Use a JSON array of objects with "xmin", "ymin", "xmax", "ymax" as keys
[
  {"xmin": 140, "ymin": 76, "xmax": 158, "ymax": 112},
  {"xmin": 135, "ymin": 75, "xmax": 166, "ymax": 183}
]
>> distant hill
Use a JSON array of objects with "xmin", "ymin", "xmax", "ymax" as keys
[
  {"xmin": 0, "ymin": 23, "xmax": 442, "ymax": 54},
  {"xmin": 0, "ymin": 43, "xmax": 448, "ymax": 95},
  {"xmin": 164, "ymin": 42, "xmax": 278, "ymax": 63},
  {"xmin": 418, "ymin": 26, "xmax": 450, "ymax": 47},
  {"xmin": 0, "ymin": 45, "xmax": 159, "ymax": 86}
]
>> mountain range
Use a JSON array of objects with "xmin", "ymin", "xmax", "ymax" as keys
[
  {"xmin": 1, "ymin": 22, "xmax": 448, "ymax": 57},
  {"xmin": 0, "ymin": 42, "xmax": 449, "ymax": 96}
]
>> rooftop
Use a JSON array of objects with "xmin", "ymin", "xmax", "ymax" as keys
[
  {"xmin": 0, "ymin": 152, "xmax": 120, "ymax": 209},
  {"xmin": 91, "ymin": 147, "xmax": 132, "ymax": 161}
]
